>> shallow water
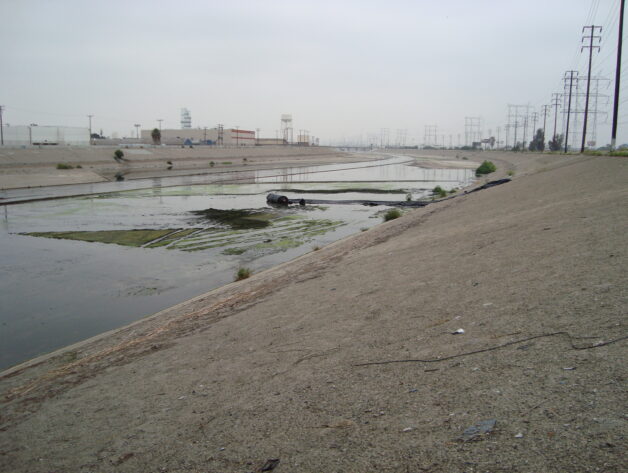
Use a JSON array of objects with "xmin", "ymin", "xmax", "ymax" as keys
[{"xmin": 0, "ymin": 157, "xmax": 475, "ymax": 370}]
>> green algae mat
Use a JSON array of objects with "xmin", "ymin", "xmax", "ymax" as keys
[{"xmin": 25, "ymin": 209, "xmax": 345, "ymax": 257}]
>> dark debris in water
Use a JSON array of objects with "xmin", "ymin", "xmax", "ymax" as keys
[{"xmin": 191, "ymin": 208, "xmax": 276, "ymax": 229}]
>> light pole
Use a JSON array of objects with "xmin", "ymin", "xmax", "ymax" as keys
[
  {"xmin": 134, "ymin": 124, "xmax": 141, "ymax": 140},
  {"xmin": 88, "ymin": 115, "xmax": 93, "ymax": 144},
  {"xmin": 157, "ymin": 119, "xmax": 163, "ymax": 131},
  {"xmin": 235, "ymin": 125, "xmax": 239, "ymax": 147}
]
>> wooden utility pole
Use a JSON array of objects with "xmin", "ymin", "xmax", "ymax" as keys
[
  {"xmin": 611, "ymin": 0, "xmax": 625, "ymax": 150},
  {"xmin": 580, "ymin": 25, "xmax": 602, "ymax": 152}
]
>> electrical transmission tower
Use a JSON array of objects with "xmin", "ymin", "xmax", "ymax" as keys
[
  {"xmin": 580, "ymin": 25, "xmax": 602, "ymax": 152},
  {"xmin": 464, "ymin": 117, "xmax": 482, "ymax": 147},
  {"xmin": 541, "ymin": 105, "xmax": 551, "ymax": 140},
  {"xmin": 506, "ymin": 105, "xmax": 527, "ymax": 149},
  {"xmin": 551, "ymin": 94, "xmax": 561, "ymax": 144},
  {"xmin": 424, "ymin": 125, "xmax": 438, "ymax": 147},
  {"xmin": 563, "ymin": 71, "xmax": 579, "ymax": 152}
]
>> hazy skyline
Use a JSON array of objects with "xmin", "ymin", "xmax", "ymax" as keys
[{"xmin": 1, "ymin": 0, "xmax": 626, "ymax": 146}]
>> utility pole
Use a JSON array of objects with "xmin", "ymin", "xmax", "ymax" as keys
[
  {"xmin": 88, "ymin": 115, "xmax": 93, "ymax": 145},
  {"xmin": 203, "ymin": 126, "xmax": 207, "ymax": 144},
  {"xmin": 551, "ymin": 94, "xmax": 561, "ymax": 144},
  {"xmin": 157, "ymin": 119, "xmax": 163, "ymax": 131},
  {"xmin": 531, "ymin": 112, "xmax": 539, "ymax": 137},
  {"xmin": 581, "ymin": 25, "xmax": 602, "ymax": 152},
  {"xmin": 563, "ymin": 71, "xmax": 578, "ymax": 153},
  {"xmin": 497, "ymin": 126, "xmax": 501, "ymax": 149},
  {"xmin": 235, "ymin": 125, "xmax": 239, "ymax": 147},
  {"xmin": 134, "ymin": 123, "xmax": 141, "ymax": 140},
  {"xmin": 0, "ymin": 105, "xmax": 5, "ymax": 146},
  {"xmin": 256, "ymin": 128, "xmax": 260, "ymax": 145},
  {"xmin": 611, "ymin": 0, "xmax": 625, "ymax": 150}
]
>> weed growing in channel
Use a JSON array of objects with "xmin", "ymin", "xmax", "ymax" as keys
[
  {"xmin": 235, "ymin": 267, "xmax": 252, "ymax": 281},
  {"xmin": 56, "ymin": 163, "xmax": 74, "ymax": 169},
  {"xmin": 433, "ymin": 185, "xmax": 447, "ymax": 198},
  {"xmin": 383, "ymin": 209, "xmax": 402, "ymax": 221}
]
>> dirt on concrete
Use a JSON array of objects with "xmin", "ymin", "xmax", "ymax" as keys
[{"xmin": 0, "ymin": 151, "xmax": 626, "ymax": 472}]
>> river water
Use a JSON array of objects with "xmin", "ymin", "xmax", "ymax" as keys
[{"xmin": 0, "ymin": 156, "xmax": 475, "ymax": 370}]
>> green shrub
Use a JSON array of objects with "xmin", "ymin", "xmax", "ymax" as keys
[
  {"xmin": 476, "ymin": 160, "xmax": 496, "ymax": 175},
  {"xmin": 221, "ymin": 161, "xmax": 232, "ymax": 165},
  {"xmin": 114, "ymin": 149, "xmax": 124, "ymax": 160},
  {"xmin": 507, "ymin": 170, "xmax": 514, "ymax": 176},
  {"xmin": 235, "ymin": 267, "xmax": 252, "ymax": 281},
  {"xmin": 383, "ymin": 209, "xmax": 402, "ymax": 221},
  {"xmin": 406, "ymin": 193, "xmax": 412, "ymax": 201},
  {"xmin": 56, "ymin": 163, "xmax": 74, "ymax": 170},
  {"xmin": 209, "ymin": 161, "xmax": 215, "ymax": 167}
]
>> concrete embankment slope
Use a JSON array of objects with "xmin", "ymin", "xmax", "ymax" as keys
[
  {"xmin": 0, "ymin": 146, "xmax": 356, "ymax": 189},
  {"xmin": 1, "ymin": 152, "xmax": 626, "ymax": 472}
]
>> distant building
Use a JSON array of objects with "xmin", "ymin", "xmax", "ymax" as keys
[
  {"xmin": 181, "ymin": 108, "xmax": 191, "ymax": 129},
  {"xmin": 0, "ymin": 125, "xmax": 89, "ymax": 146},
  {"xmin": 140, "ymin": 127, "xmax": 256, "ymax": 146},
  {"xmin": 257, "ymin": 138, "xmax": 287, "ymax": 146}
]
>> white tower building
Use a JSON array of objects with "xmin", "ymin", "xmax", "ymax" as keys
[{"xmin": 181, "ymin": 108, "xmax": 192, "ymax": 129}]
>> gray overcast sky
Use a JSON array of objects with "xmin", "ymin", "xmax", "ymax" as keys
[{"xmin": 1, "ymin": 0, "xmax": 626, "ymax": 145}]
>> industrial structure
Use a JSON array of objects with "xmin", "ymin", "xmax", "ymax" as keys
[
  {"xmin": 180, "ymin": 108, "xmax": 192, "ymax": 129},
  {"xmin": 0, "ymin": 125, "xmax": 89, "ymax": 146}
]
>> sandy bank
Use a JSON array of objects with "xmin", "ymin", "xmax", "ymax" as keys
[{"xmin": 0, "ymin": 151, "xmax": 626, "ymax": 472}]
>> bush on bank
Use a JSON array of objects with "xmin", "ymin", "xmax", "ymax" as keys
[{"xmin": 476, "ymin": 160, "xmax": 497, "ymax": 176}]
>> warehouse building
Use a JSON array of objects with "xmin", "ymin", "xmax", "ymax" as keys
[
  {"xmin": 140, "ymin": 127, "xmax": 256, "ymax": 146},
  {"xmin": 1, "ymin": 125, "xmax": 89, "ymax": 146}
]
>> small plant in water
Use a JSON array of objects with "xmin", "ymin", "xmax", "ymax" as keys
[
  {"xmin": 433, "ymin": 185, "xmax": 447, "ymax": 198},
  {"xmin": 312, "ymin": 245, "xmax": 321, "ymax": 251},
  {"xmin": 114, "ymin": 149, "xmax": 124, "ymax": 160},
  {"xmin": 406, "ymin": 193, "xmax": 412, "ymax": 201},
  {"xmin": 209, "ymin": 161, "xmax": 215, "ymax": 167},
  {"xmin": 383, "ymin": 209, "xmax": 402, "ymax": 221},
  {"xmin": 56, "ymin": 163, "xmax": 74, "ymax": 169},
  {"xmin": 235, "ymin": 267, "xmax": 252, "ymax": 281}
]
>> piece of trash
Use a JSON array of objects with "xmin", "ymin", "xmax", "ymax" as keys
[
  {"xmin": 483, "ymin": 302, "xmax": 493, "ymax": 307},
  {"xmin": 460, "ymin": 419, "xmax": 496, "ymax": 442},
  {"xmin": 563, "ymin": 367, "xmax": 576, "ymax": 371},
  {"xmin": 515, "ymin": 432, "xmax": 524, "ymax": 438},
  {"xmin": 402, "ymin": 427, "xmax": 413, "ymax": 432},
  {"xmin": 408, "ymin": 388, "xmax": 418, "ymax": 393},
  {"xmin": 452, "ymin": 328, "xmax": 465, "ymax": 335},
  {"xmin": 219, "ymin": 447, "xmax": 225, "ymax": 451},
  {"xmin": 177, "ymin": 396, "xmax": 186, "ymax": 400},
  {"xmin": 259, "ymin": 458, "xmax": 280, "ymax": 471}
]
